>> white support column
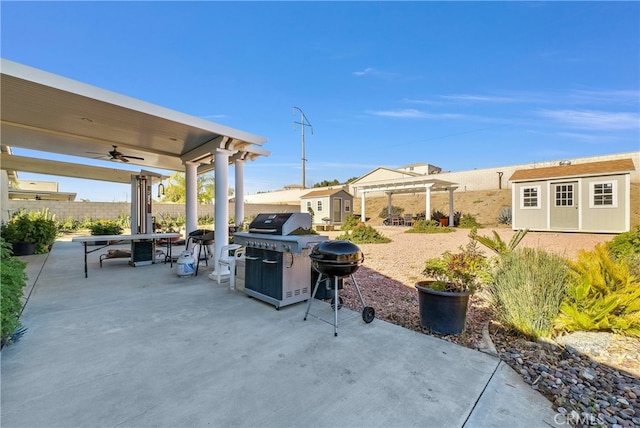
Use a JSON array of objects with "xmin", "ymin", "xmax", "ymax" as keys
[
  {"xmin": 360, "ymin": 190, "xmax": 366, "ymax": 222},
  {"xmin": 234, "ymin": 158, "xmax": 245, "ymax": 229},
  {"xmin": 448, "ymin": 188, "xmax": 455, "ymax": 227},
  {"xmin": 425, "ymin": 186, "xmax": 432, "ymax": 220},
  {"xmin": 184, "ymin": 161, "xmax": 198, "ymax": 236},
  {"xmin": 387, "ymin": 192, "xmax": 393, "ymax": 223},
  {"xmin": 211, "ymin": 148, "xmax": 233, "ymax": 280}
]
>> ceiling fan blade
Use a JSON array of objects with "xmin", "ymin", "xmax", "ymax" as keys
[{"xmin": 122, "ymin": 155, "xmax": 145, "ymax": 160}]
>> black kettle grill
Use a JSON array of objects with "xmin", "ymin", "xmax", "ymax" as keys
[{"xmin": 304, "ymin": 240, "xmax": 375, "ymax": 336}]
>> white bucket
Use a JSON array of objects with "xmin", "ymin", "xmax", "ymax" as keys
[{"xmin": 176, "ymin": 250, "xmax": 195, "ymax": 277}]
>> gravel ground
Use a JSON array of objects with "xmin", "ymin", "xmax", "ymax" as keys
[{"xmin": 323, "ymin": 226, "xmax": 640, "ymax": 427}]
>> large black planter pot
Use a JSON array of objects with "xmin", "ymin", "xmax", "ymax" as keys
[
  {"xmin": 415, "ymin": 281, "xmax": 470, "ymax": 335},
  {"xmin": 12, "ymin": 242, "xmax": 37, "ymax": 256}
]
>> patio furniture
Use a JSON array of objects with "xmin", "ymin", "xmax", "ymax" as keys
[
  {"xmin": 214, "ymin": 244, "xmax": 244, "ymax": 289},
  {"xmin": 403, "ymin": 214, "xmax": 414, "ymax": 227},
  {"xmin": 71, "ymin": 232, "xmax": 181, "ymax": 278}
]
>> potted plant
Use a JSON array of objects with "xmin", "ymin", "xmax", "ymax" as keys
[
  {"xmin": 415, "ymin": 230, "xmax": 490, "ymax": 335},
  {"xmin": 0, "ymin": 210, "xmax": 58, "ymax": 256},
  {"xmin": 431, "ymin": 210, "xmax": 449, "ymax": 227}
]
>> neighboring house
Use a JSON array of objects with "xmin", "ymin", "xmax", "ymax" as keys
[
  {"xmin": 509, "ymin": 158, "xmax": 636, "ymax": 233},
  {"xmin": 300, "ymin": 188, "xmax": 353, "ymax": 226}
]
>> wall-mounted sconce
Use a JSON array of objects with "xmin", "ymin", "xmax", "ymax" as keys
[{"xmin": 157, "ymin": 182, "xmax": 165, "ymax": 198}]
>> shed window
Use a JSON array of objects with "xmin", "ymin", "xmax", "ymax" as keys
[
  {"xmin": 521, "ymin": 186, "xmax": 539, "ymax": 208},
  {"xmin": 555, "ymin": 184, "xmax": 574, "ymax": 207},
  {"xmin": 345, "ymin": 200, "xmax": 351, "ymax": 212},
  {"xmin": 317, "ymin": 200, "xmax": 323, "ymax": 211},
  {"xmin": 591, "ymin": 182, "xmax": 616, "ymax": 207}
]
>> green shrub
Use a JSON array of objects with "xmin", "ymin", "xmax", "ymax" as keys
[
  {"xmin": 430, "ymin": 210, "xmax": 446, "ymax": 221},
  {"xmin": 476, "ymin": 229, "xmax": 528, "ymax": 256},
  {"xmin": 458, "ymin": 213, "xmax": 481, "ymax": 228},
  {"xmin": 115, "ymin": 212, "xmax": 131, "ymax": 229},
  {"xmin": 606, "ymin": 226, "xmax": 640, "ymax": 278},
  {"xmin": 406, "ymin": 220, "xmax": 454, "ymax": 234},
  {"xmin": 0, "ymin": 239, "xmax": 27, "ymax": 345},
  {"xmin": 488, "ymin": 248, "xmax": 568, "ymax": 339},
  {"xmin": 379, "ymin": 205, "xmax": 404, "ymax": 219},
  {"xmin": 341, "ymin": 214, "xmax": 361, "ymax": 231},
  {"xmin": 607, "ymin": 225, "xmax": 640, "ymax": 259},
  {"xmin": 336, "ymin": 224, "xmax": 391, "ymax": 244},
  {"xmin": 58, "ymin": 216, "xmax": 81, "ymax": 232},
  {"xmin": 554, "ymin": 244, "xmax": 640, "ymax": 337},
  {"xmin": 88, "ymin": 220, "xmax": 123, "ymax": 236}
]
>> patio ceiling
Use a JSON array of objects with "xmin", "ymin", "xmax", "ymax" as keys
[{"xmin": 0, "ymin": 59, "xmax": 270, "ymax": 180}]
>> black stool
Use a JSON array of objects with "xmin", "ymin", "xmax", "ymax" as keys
[{"xmin": 186, "ymin": 229, "xmax": 214, "ymax": 276}]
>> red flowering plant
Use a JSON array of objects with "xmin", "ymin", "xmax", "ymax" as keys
[{"xmin": 422, "ymin": 229, "xmax": 491, "ymax": 293}]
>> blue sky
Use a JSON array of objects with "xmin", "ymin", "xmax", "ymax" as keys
[{"xmin": 2, "ymin": 1, "xmax": 639, "ymax": 201}]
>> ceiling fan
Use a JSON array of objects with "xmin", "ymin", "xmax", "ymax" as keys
[{"xmin": 90, "ymin": 145, "xmax": 145, "ymax": 163}]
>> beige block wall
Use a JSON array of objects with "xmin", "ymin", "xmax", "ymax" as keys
[{"xmin": 5, "ymin": 201, "xmax": 299, "ymax": 225}]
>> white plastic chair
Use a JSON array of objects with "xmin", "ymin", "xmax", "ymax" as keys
[{"xmin": 215, "ymin": 244, "xmax": 244, "ymax": 289}]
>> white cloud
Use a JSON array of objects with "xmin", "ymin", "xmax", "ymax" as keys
[
  {"xmin": 368, "ymin": 109, "xmax": 464, "ymax": 119},
  {"xmin": 439, "ymin": 94, "xmax": 517, "ymax": 103},
  {"xmin": 352, "ymin": 67, "xmax": 375, "ymax": 77},
  {"xmin": 537, "ymin": 109, "xmax": 640, "ymax": 130}
]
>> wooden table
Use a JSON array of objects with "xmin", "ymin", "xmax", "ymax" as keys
[{"xmin": 71, "ymin": 233, "xmax": 181, "ymax": 278}]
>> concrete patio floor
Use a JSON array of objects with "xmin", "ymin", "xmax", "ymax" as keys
[{"xmin": 1, "ymin": 240, "xmax": 561, "ymax": 427}]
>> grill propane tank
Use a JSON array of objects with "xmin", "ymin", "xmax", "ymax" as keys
[{"xmin": 176, "ymin": 250, "xmax": 195, "ymax": 277}]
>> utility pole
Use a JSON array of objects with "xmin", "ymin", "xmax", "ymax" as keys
[{"xmin": 293, "ymin": 106, "xmax": 313, "ymax": 189}]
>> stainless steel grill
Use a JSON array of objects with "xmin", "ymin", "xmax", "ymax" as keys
[{"xmin": 233, "ymin": 213, "xmax": 328, "ymax": 309}]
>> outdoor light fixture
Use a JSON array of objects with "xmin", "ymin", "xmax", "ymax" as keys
[{"xmin": 157, "ymin": 183, "xmax": 165, "ymax": 197}]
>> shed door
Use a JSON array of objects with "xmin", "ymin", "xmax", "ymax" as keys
[
  {"xmin": 332, "ymin": 197, "xmax": 342, "ymax": 223},
  {"xmin": 550, "ymin": 181, "xmax": 579, "ymax": 229}
]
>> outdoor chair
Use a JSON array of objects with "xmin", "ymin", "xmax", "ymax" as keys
[
  {"xmin": 214, "ymin": 244, "xmax": 244, "ymax": 289},
  {"xmin": 403, "ymin": 214, "xmax": 414, "ymax": 227}
]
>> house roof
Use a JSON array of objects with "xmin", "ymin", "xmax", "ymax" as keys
[
  {"xmin": 509, "ymin": 158, "xmax": 635, "ymax": 182},
  {"xmin": 351, "ymin": 166, "xmax": 422, "ymax": 184},
  {"xmin": 301, "ymin": 188, "xmax": 351, "ymax": 198}
]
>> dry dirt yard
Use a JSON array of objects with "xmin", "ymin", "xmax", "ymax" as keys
[{"xmin": 325, "ymin": 225, "xmax": 614, "ymax": 289}]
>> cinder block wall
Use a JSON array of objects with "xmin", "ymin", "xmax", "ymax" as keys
[{"xmin": 5, "ymin": 201, "xmax": 299, "ymax": 223}]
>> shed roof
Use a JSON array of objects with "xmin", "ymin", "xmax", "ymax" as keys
[
  {"xmin": 301, "ymin": 188, "xmax": 351, "ymax": 198},
  {"xmin": 509, "ymin": 158, "xmax": 635, "ymax": 182}
]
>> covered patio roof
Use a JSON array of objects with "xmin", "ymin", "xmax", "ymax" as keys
[
  {"xmin": 0, "ymin": 59, "xmax": 270, "ymax": 178},
  {"xmin": 1, "ymin": 58, "xmax": 271, "ymax": 271}
]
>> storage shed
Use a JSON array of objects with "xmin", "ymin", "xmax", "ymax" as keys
[
  {"xmin": 300, "ymin": 188, "xmax": 353, "ymax": 228},
  {"xmin": 509, "ymin": 158, "xmax": 635, "ymax": 233}
]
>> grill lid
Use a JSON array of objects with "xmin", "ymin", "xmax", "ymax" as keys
[
  {"xmin": 248, "ymin": 213, "xmax": 312, "ymax": 235},
  {"xmin": 309, "ymin": 240, "xmax": 364, "ymax": 277},
  {"xmin": 309, "ymin": 240, "xmax": 363, "ymax": 263}
]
